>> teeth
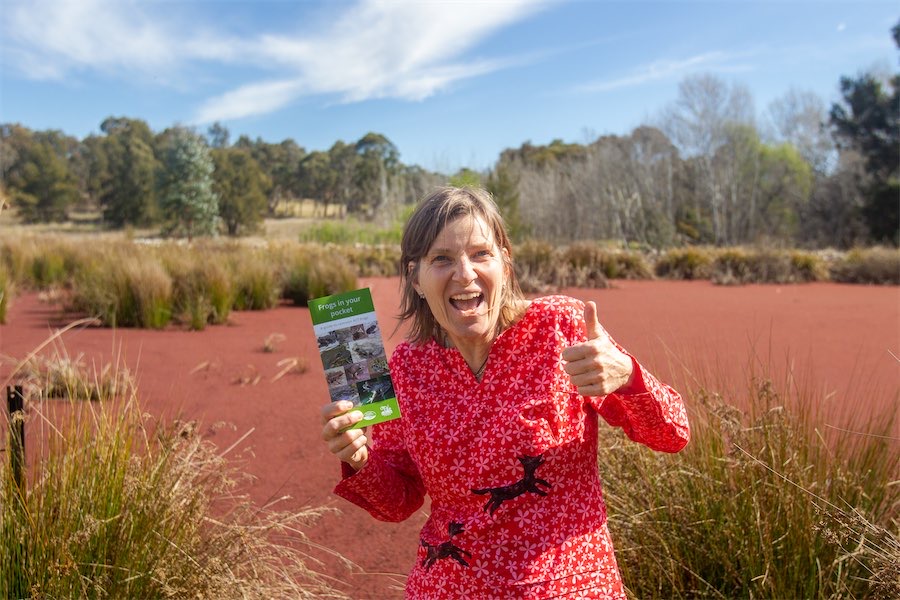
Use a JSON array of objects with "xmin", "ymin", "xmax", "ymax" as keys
[{"xmin": 451, "ymin": 292, "xmax": 481, "ymax": 301}]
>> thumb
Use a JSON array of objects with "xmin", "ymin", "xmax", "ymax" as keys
[{"xmin": 583, "ymin": 300, "xmax": 602, "ymax": 340}]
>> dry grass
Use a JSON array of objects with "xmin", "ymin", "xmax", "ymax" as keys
[
  {"xmin": 603, "ymin": 357, "xmax": 898, "ymax": 599},
  {"xmin": 1, "ymin": 334, "xmax": 347, "ymax": 599}
]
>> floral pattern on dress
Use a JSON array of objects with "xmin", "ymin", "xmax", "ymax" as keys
[{"xmin": 334, "ymin": 295, "xmax": 690, "ymax": 599}]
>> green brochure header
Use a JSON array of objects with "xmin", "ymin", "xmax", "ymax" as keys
[{"xmin": 309, "ymin": 288, "xmax": 376, "ymax": 325}]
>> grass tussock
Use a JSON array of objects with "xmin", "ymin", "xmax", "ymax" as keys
[
  {"xmin": 654, "ymin": 247, "xmax": 715, "ymax": 280},
  {"xmin": 514, "ymin": 241, "xmax": 655, "ymax": 292},
  {"xmin": 19, "ymin": 346, "xmax": 136, "ymax": 401},
  {"xmin": 340, "ymin": 244, "xmax": 402, "ymax": 277},
  {"xmin": 711, "ymin": 247, "xmax": 829, "ymax": 285},
  {"xmin": 1, "ymin": 349, "xmax": 346, "ymax": 599},
  {"xmin": 1, "ymin": 232, "xmax": 896, "ymax": 331},
  {"xmin": 830, "ymin": 246, "xmax": 900, "ymax": 285},
  {"xmin": 603, "ymin": 366, "xmax": 899, "ymax": 599},
  {"xmin": 159, "ymin": 245, "xmax": 233, "ymax": 330},
  {"xmin": 227, "ymin": 247, "xmax": 282, "ymax": 311},
  {"xmin": 1, "ymin": 234, "xmax": 361, "ymax": 327},
  {"xmin": 275, "ymin": 243, "xmax": 358, "ymax": 306},
  {"xmin": 70, "ymin": 251, "xmax": 174, "ymax": 329},
  {"xmin": 0, "ymin": 262, "xmax": 10, "ymax": 324}
]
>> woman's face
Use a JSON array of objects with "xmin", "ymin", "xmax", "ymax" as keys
[{"xmin": 413, "ymin": 214, "xmax": 508, "ymax": 351}]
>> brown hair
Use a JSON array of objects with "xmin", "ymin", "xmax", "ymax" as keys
[{"xmin": 398, "ymin": 186, "xmax": 526, "ymax": 344}]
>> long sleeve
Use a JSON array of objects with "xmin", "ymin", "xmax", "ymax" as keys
[
  {"xmin": 332, "ymin": 415, "xmax": 426, "ymax": 522},
  {"xmin": 592, "ymin": 354, "xmax": 690, "ymax": 453},
  {"xmin": 563, "ymin": 298, "xmax": 690, "ymax": 453}
]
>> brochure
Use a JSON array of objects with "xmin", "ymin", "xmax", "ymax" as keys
[{"xmin": 309, "ymin": 288, "xmax": 401, "ymax": 428}]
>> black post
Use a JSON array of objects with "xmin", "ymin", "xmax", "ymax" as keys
[{"xmin": 7, "ymin": 385, "xmax": 25, "ymax": 493}]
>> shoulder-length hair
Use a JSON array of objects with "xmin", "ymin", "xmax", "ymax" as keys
[{"xmin": 398, "ymin": 186, "xmax": 526, "ymax": 344}]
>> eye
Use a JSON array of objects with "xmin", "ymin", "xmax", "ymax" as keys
[
  {"xmin": 431, "ymin": 254, "xmax": 451, "ymax": 264},
  {"xmin": 473, "ymin": 249, "xmax": 493, "ymax": 260}
]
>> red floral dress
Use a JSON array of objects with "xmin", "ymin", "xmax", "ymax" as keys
[{"xmin": 335, "ymin": 296, "xmax": 690, "ymax": 599}]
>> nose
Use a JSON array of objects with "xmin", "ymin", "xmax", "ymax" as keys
[{"xmin": 453, "ymin": 256, "xmax": 476, "ymax": 283}]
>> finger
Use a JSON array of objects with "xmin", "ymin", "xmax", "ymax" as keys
[
  {"xmin": 333, "ymin": 430, "xmax": 369, "ymax": 461},
  {"xmin": 564, "ymin": 355, "xmax": 600, "ymax": 377},
  {"xmin": 321, "ymin": 400, "xmax": 355, "ymax": 426},
  {"xmin": 322, "ymin": 409, "xmax": 364, "ymax": 442},
  {"xmin": 584, "ymin": 300, "xmax": 602, "ymax": 340}
]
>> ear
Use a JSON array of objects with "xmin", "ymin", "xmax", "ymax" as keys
[{"xmin": 407, "ymin": 261, "xmax": 420, "ymax": 294}]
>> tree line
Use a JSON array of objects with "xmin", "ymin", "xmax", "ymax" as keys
[{"xmin": 1, "ymin": 21, "xmax": 896, "ymax": 248}]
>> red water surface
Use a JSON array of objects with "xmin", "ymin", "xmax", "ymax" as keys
[{"xmin": 1, "ymin": 278, "xmax": 897, "ymax": 599}]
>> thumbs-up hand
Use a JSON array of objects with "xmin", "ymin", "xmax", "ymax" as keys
[{"xmin": 561, "ymin": 300, "xmax": 635, "ymax": 396}]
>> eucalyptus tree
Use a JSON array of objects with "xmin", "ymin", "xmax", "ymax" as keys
[
  {"xmin": 98, "ymin": 117, "xmax": 160, "ymax": 227},
  {"xmin": 233, "ymin": 136, "xmax": 302, "ymax": 214},
  {"xmin": 352, "ymin": 132, "xmax": 400, "ymax": 217},
  {"xmin": 211, "ymin": 146, "xmax": 269, "ymax": 236},
  {"xmin": 297, "ymin": 150, "xmax": 339, "ymax": 216},
  {"xmin": 1, "ymin": 125, "xmax": 79, "ymax": 223},
  {"xmin": 158, "ymin": 127, "xmax": 219, "ymax": 240}
]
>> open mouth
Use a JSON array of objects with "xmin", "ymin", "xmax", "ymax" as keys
[{"xmin": 449, "ymin": 292, "xmax": 484, "ymax": 312}]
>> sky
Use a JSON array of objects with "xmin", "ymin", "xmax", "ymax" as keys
[{"xmin": 1, "ymin": 0, "xmax": 897, "ymax": 174}]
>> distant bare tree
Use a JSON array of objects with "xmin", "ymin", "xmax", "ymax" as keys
[
  {"xmin": 767, "ymin": 88, "xmax": 835, "ymax": 175},
  {"xmin": 659, "ymin": 74, "xmax": 756, "ymax": 244}
]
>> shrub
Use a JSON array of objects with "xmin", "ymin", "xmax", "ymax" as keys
[
  {"xmin": 1, "ymin": 358, "xmax": 344, "ymax": 599},
  {"xmin": 604, "ymin": 372, "xmax": 898, "ymax": 598},
  {"xmin": 830, "ymin": 247, "xmax": 900, "ymax": 285},
  {"xmin": 654, "ymin": 247, "xmax": 715, "ymax": 280}
]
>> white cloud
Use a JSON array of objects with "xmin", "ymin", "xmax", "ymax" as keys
[
  {"xmin": 194, "ymin": 79, "xmax": 305, "ymax": 122},
  {"xmin": 195, "ymin": 0, "xmax": 549, "ymax": 122},
  {"xmin": 3, "ymin": 0, "xmax": 181, "ymax": 79},
  {"xmin": 2, "ymin": 0, "xmax": 550, "ymax": 121},
  {"xmin": 575, "ymin": 51, "xmax": 753, "ymax": 93}
]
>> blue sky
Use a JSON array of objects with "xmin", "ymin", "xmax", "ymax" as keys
[{"xmin": 1, "ymin": 0, "xmax": 897, "ymax": 173}]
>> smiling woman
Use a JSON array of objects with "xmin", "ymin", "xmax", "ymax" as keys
[{"xmin": 319, "ymin": 186, "xmax": 690, "ymax": 599}]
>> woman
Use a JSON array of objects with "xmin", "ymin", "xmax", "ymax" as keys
[{"xmin": 321, "ymin": 187, "xmax": 690, "ymax": 599}]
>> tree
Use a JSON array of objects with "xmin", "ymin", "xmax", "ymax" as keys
[
  {"xmin": 212, "ymin": 147, "xmax": 269, "ymax": 236},
  {"xmin": 829, "ymin": 21, "xmax": 899, "ymax": 245},
  {"xmin": 158, "ymin": 128, "xmax": 219, "ymax": 240},
  {"xmin": 206, "ymin": 122, "xmax": 230, "ymax": 149},
  {"xmin": 99, "ymin": 117, "xmax": 160, "ymax": 227},
  {"xmin": 486, "ymin": 164, "xmax": 528, "ymax": 241},
  {"xmin": 449, "ymin": 168, "xmax": 482, "ymax": 188},
  {"xmin": 297, "ymin": 151, "xmax": 339, "ymax": 215},
  {"xmin": 3, "ymin": 131, "xmax": 79, "ymax": 223},
  {"xmin": 351, "ymin": 132, "xmax": 400, "ymax": 217},
  {"xmin": 767, "ymin": 88, "xmax": 835, "ymax": 175},
  {"xmin": 660, "ymin": 74, "xmax": 757, "ymax": 244},
  {"xmin": 234, "ymin": 136, "xmax": 305, "ymax": 214}
]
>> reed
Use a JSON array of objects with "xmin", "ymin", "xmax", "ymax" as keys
[{"xmin": 603, "ymin": 360, "xmax": 898, "ymax": 598}]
